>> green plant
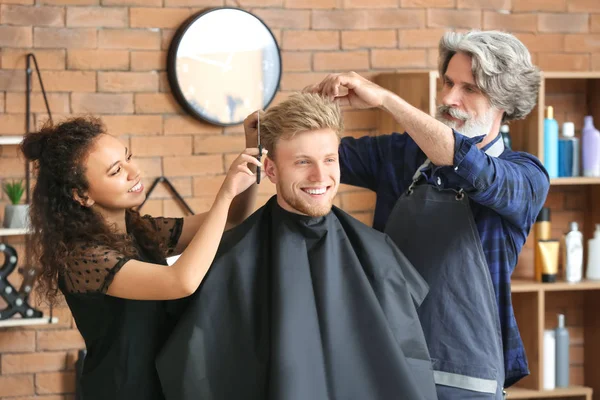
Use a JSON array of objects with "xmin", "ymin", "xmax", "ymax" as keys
[{"xmin": 3, "ymin": 180, "xmax": 25, "ymax": 205}]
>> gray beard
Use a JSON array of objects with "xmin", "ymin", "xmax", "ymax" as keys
[{"xmin": 436, "ymin": 106, "xmax": 495, "ymax": 138}]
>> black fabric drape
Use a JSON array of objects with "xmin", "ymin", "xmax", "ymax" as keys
[{"xmin": 157, "ymin": 196, "xmax": 437, "ymax": 400}]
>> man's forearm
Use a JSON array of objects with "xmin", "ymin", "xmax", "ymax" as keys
[{"xmin": 381, "ymin": 92, "xmax": 454, "ymax": 166}]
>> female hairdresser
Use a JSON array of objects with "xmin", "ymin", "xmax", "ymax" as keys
[{"xmin": 21, "ymin": 115, "xmax": 264, "ymax": 400}]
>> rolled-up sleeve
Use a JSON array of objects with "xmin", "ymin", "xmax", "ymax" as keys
[{"xmin": 436, "ymin": 130, "xmax": 550, "ymax": 228}]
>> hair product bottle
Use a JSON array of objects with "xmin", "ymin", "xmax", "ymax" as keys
[
  {"xmin": 563, "ymin": 222, "xmax": 583, "ymax": 283},
  {"xmin": 535, "ymin": 208, "xmax": 553, "ymax": 282},
  {"xmin": 555, "ymin": 314, "xmax": 570, "ymax": 388},
  {"xmin": 582, "ymin": 116, "xmax": 600, "ymax": 177},
  {"xmin": 544, "ymin": 106, "xmax": 559, "ymax": 178},
  {"xmin": 539, "ymin": 240, "xmax": 559, "ymax": 283},
  {"xmin": 543, "ymin": 330, "xmax": 556, "ymax": 390},
  {"xmin": 500, "ymin": 124, "xmax": 512, "ymax": 150},
  {"xmin": 558, "ymin": 122, "xmax": 580, "ymax": 177},
  {"xmin": 586, "ymin": 224, "xmax": 600, "ymax": 280}
]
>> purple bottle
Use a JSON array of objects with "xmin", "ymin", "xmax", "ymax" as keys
[{"xmin": 582, "ymin": 116, "xmax": 600, "ymax": 177}]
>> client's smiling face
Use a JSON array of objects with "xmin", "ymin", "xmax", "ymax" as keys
[{"xmin": 265, "ymin": 128, "xmax": 340, "ymax": 217}]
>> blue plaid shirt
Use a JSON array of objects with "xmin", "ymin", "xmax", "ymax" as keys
[{"xmin": 339, "ymin": 130, "xmax": 549, "ymax": 387}]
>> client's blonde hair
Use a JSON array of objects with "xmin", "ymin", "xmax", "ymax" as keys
[{"xmin": 260, "ymin": 92, "xmax": 344, "ymax": 159}]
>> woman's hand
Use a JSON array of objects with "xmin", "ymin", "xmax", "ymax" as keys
[{"xmin": 219, "ymin": 148, "xmax": 267, "ymax": 201}]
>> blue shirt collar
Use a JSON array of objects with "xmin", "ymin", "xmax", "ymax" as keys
[{"xmin": 481, "ymin": 133, "xmax": 505, "ymax": 158}]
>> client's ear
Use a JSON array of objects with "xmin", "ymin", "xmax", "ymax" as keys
[
  {"xmin": 72, "ymin": 189, "xmax": 95, "ymax": 207},
  {"xmin": 264, "ymin": 157, "xmax": 278, "ymax": 185}
]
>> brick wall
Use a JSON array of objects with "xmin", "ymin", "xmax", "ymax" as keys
[{"xmin": 0, "ymin": 0, "xmax": 599, "ymax": 398}]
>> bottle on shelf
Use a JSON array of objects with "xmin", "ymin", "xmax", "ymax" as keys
[
  {"xmin": 534, "ymin": 208, "xmax": 551, "ymax": 282},
  {"xmin": 500, "ymin": 124, "xmax": 511, "ymax": 150},
  {"xmin": 543, "ymin": 330, "xmax": 556, "ymax": 390},
  {"xmin": 543, "ymin": 106, "xmax": 559, "ymax": 178},
  {"xmin": 582, "ymin": 116, "xmax": 600, "ymax": 177},
  {"xmin": 558, "ymin": 121, "xmax": 580, "ymax": 177},
  {"xmin": 534, "ymin": 208, "xmax": 559, "ymax": 283},
  {"xmin": 555, "ymin": 314, "xmax": 570, "ymax": 388},
  {"xmin": 563, "ymin": 222, "xmax": 583, "ymax": 283},
  {"xmin": 587, "ymin": 224, "xmax": 600, "ymax": 280}
]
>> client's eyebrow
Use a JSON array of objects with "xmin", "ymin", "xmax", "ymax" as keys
[{"xmin": 107, "ymin": 147, "xmax": 128, "ymax": 173}]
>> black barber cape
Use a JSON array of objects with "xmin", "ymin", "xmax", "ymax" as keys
[{"xmin": 157, "ymin": 196, "xmax": 437, "ymax": 400}]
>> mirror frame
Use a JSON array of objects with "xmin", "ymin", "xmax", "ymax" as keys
[{"xmin": 167, "ymin": 7, "xmax": 282, "ymax": 127}]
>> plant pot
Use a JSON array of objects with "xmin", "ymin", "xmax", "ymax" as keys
[{"xmin": 3, "ymin": 204, "xmax": 29, "ymax": 229}]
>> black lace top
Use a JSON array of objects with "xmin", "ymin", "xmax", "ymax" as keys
[
  {"xmin": 58, "ymin": 215, "xmax": 184, "ymax": 400},
  {"xmin": 62, "ymin": 215, "xmax": 182, "ymax": 294}
]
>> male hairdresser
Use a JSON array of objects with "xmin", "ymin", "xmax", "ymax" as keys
[{"xmin": 307, "ymin": 30, "xmax": 549, "ymax": 399}]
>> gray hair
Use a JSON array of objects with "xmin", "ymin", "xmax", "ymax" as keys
[{"xmin": 438, "ymin": 30, "xmax": 540, "ymax": 122}]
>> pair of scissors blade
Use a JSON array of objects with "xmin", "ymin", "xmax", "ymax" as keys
[{"xmin": 256, "ymin": 111, "xmax": 262, "ymax": 184}]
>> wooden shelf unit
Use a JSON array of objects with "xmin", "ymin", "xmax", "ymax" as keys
[
  {"xmin": 511, "ymin": 281, "xmax": 600, "ymax": 399},
  {"xmin": 0, "ymin": 228, "xmax": 29, "ymax": 236},
  {"xmin": 506, "ymin": 386, "xmax": 592, "ymax": 399},
  {"xmin": 512, "ymin": 279, "xmax": 600, "ymax": 293},
  {"xmin": 0, "ymin": 317, "xmax": 58, "ymax": 329},
  {"xmin": 550, "ymin": 177, "xmax": 600, "ymax": 186},
  {"xmin": 374, "ymin": 71, "xmax": 600, "ymax": 399},
  {"xmin": 0, "ymin": 136, "xmax": 23, "ymax": 146}
]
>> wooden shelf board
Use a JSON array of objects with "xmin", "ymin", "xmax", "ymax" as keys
[
  {"xmin": 506, "ymin": 386, "xmax": 592, "ymax": 399},
  {"xmin": 0, "ymin": 228, "xmax": 29, "ymax": 236},
  {"xmin": 543, "ymin": 71, "xmax": 600, "ymax": 79},
  {"xmin": 0, "ymin": 317, "xmax": 58, "ymax": 328},
  {"xmin": 0, "ymin": 136, "xmax": 23, "ymax": 146},
  {"xmin": 550, "ymin": 177, "xmax": 600, "ymax": 186},
  {"xmin": 512, "ymin": 279, "xmax": 600, "ymax": 293}
]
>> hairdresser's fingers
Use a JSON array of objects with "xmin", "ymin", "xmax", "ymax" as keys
[
  {"xmin": 235, "ymin": 153, "xmax": 263, "ymax": 168},
  {"xmin": 235, "ymin": 164, "xmax": 254, "ymax": 176}
]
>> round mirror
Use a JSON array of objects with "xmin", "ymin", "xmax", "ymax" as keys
[{"xmin": 167, "ymin": 8, "xmax": 282, "ymax": 126}]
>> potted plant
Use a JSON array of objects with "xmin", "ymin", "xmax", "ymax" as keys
[{"xmin": 2, "ymin": 180, "xmax": 28, "ymax": 229}]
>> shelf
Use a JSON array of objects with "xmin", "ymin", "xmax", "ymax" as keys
[
  {"xmin": 0, "ymin": 228, "xmax": 29, "ymax": 236},
  {"xmin": 543, "ymin": 71, "xmax": 600, "ymax": 79},
  {"xmin": 512, "ymin": 279, "xmax": 600, "ymax": 293},
  {"xmin": 0, "ymin": 136, "xmax": 23, "ymax": 146},
  {"xmin": 550, "ymin": 177, "xmax": 600, "ymax": 186},
  {"xmin": 506, "ymin": 386, "xmax": 592, "ymax": 399},
  {"xmin": 0, "ymin": 317, "xmax": 58, "ymax": 328}
]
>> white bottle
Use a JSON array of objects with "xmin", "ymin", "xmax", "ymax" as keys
[
  {"xmin": 587, "ymin": 224, "xmax": 600, "ymax": 280},
  {"xmin": 543, "ymin": 330, "xmax": 556, "ymax": 390},
  {"xmin": 564, "ymin": 222, "xmax": 583, "ymax": 283}
]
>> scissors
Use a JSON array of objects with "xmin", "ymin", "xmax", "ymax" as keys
[{"xmin": 256, "ymin": 111, "xmax": 262, "ymax": 184}]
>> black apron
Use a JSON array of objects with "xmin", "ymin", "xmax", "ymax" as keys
[
  {"xmin": 384, "ymin": 148, "xmax": 505, "ymax": 399},
  {"xmin": 157, "ymin": 196, "xmax": 438, "ymax": 400}
]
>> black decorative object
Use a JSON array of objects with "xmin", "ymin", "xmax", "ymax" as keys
[
  {"xmin": 138, "ymin": 177, "xmax": 195, "ymax": 216},
  {"xmin": 0, "ymin": 243, "xmax": 41, "ymax": 320},
  {"xmin": 167, "ymin": 8, "xmax": 282, "ymax": 126}
]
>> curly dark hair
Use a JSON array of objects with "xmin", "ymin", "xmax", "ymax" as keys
[{"xmin": 21, "ymin": 116, "xmax": 164, "ymax": 305}]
